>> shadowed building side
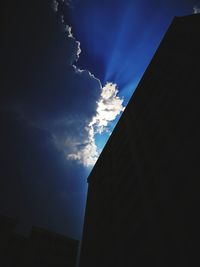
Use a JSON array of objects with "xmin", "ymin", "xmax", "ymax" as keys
[{"xmin": 79, "ymin": 14, "xmax": 200, "ymax": 267}]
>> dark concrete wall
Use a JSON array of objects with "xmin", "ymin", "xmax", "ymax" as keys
[{"xmin": 79, "ymin": 14, "xmax": 200, "ymax": 267}]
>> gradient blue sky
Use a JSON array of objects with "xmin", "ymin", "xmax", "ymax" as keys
[{"xmin": 1, "ymin": 0, "xmax": 200, "ymax": 239}]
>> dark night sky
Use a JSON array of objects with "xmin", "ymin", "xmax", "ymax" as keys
[{"xmin": 1, "ymin": 0, "xmax": 200, "ymax": 239}]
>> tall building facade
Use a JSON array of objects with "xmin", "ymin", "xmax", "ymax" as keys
[{"xmin": 79, "ymin": 14, "xmax": 200, "ymax": 267}]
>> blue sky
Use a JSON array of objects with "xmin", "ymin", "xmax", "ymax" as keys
[
  {"xmin": 1, "ymin": 0, "xmax": 200, "ymax": 239},
  {"xmin": 57, "ymin": 0, "xmax": 200, "ymax": 168}
]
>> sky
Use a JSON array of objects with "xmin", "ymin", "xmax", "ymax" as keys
[{"xmin": 1, "ymin": 0, "xmax": 200, "ymax": 240}]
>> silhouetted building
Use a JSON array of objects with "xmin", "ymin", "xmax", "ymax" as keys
[
  {"xmin": 0, "ymin": 216, "xmax": 79, "ymax": 266},
  {"xmin": 0, "ymin": 216, "xmax": 17, "ymax": 265},
  {"xmin": 79, "ymin": 14, "xmax": 200, "ymax": 267},
  {"xmin": 29, "ymin": 227, "xmax": 78, "ymax": 266}
]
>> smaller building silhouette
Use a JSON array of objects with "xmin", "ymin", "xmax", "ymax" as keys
[{"xmin": 0, "ymin": 216, "xmax": 79, "ymax": 267}]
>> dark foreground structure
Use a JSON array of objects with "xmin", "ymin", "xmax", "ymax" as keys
[
  {"xmin": 0, "ymin": 216, "xmax": 78, "ymax": 267},
  {"xmin": 79, "ymin": 14, "xmax": 200, "ymax": 267}
]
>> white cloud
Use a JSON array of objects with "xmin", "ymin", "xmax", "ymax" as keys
[
  {"xmin": 72, "ymin": 65, "xmax": 98, "ymax": 80},
  {"xmin": 50, "ymin": 66, "xmax": 102, "ymax": 168},
  {"xmin": 50, "ymin": 5, "xmax": 124, "ymax": 168},
  {"xmin": 193, "ymin": 6, "xmax": 200, "ymax": 14},
  {"xmin": 54, "ymin": 6, "xmax": 81, "ymax": 62},
  {"xmin": 58, "ymin": 17, "xmax": 81, "ymax": 63},
  {"xmin": 67, "ymin": 126, "xmax": 98, "ymax": 167},
  {"xmin": 65, "ymin": 25, "xmax": 73, "ymax": 38},
  {"xmin": 52, "ymin": 0, "xmax": 59, "ymax": 12},
  {"xmin": 64, "ymin": 25, "xmax": 81, "ymax": 60},
  {"xmin": 52, "ymin": 117, "xmax": 99, "ymax": 167},
  {"xmin": 89, "ymin": 82, "xmax": 125, "ymax": 134},
  {"xmin": 66, "ymin": 82, "xmax": 125, "ymax": 167}
]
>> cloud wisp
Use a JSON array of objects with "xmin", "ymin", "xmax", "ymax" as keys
[
  {"xmin": 52, "ymin": 0, "xmax": 59, "ymax": 12},
  {"xmin": 64, "ymin": 24, "xmax": 81, "ymax": 62},
  {"xmin": 67, "ymin": 82, "xmax": 125, "ymax": 167},
  {"xmin": 193, "ymin": 6, "xmax": 200, "ymax": 14},
  {"xmin": 62, "ymin": 0, "xmax": 79, "ymax": 8}
]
